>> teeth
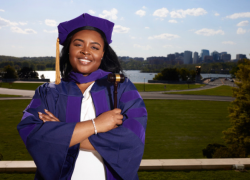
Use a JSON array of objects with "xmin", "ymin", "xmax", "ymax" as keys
[{"xmin": 80, "ymin": 59, "xmax": 91, "ymax": 62}]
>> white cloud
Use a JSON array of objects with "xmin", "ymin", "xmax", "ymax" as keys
[
  {"xmin": 133, "ymin": 44, "xmax": 151, "ymax": 50},
  {"xmin": 222, "ymin": 41, "xmax": 235, "ymax": 45},
  {"xmin": 226, "ymin": 12, "xmax": 250, "ymax": 19},
  {"xmin": 148, "ymin": 33, "xmax": 180, "ymax": 40},
  {"xmin": 45, "ymin": 19, "xmax": 57, "ymax": 27},
  {"xmin": 237, "ymin": 20, "xmax": 249, "ymax": 26},
  {"xmin": 168, "ymin": 19, "xmax": 177, "ymax": 23},
  {"xmin": 145, "ymin": 27, "xmax": 149, "ymax": 29},
  {"xmin": 44, "ymin": 29, "xmax": 57, "ymax": 33},
  {"xmin": 120, "ymin": 17, "xmax": 124, "ymax": 20},
  {"xmin": 214, "ymin": 13, "xmax": 220, "ymax": 16},
  {"xmin": 163, "ymin": 45, "xmax": 174, "ymax": 48},
  {"xmin": 19, "ymin": 22, "xmax": 27, "ymax": 25},
  {"xmin": 88, "ymin": 10, "xmax": 95, "ymax": 15},
  {"xmin": 11, "ymin": 26, "xmax": 37, "ymax": 34},
  {"xmin": 142, "ymin": 6, "xmax": 146, "ymax": 9},
  {"xmin": 130, "ymin": 36, "xmax": 136, "ymax": 39},
  {"xmin": 135, "ymin": 10, "xmax": 146, "ymax": 17},
  {"xmin": 114, "ymin": 25, "xmax": 130, "ymax": 33},
  {"xmin": 195, "ymin": 28, "xmax": 225, "ymax": 36},
  {"xmin": 0, "ymin": 9, "xmax": 5, "ymax": 12},
  {"xmin": 99, "ymin": 8, "xmax": 118, "ymax": 20},
  {"xmin": 153, "ymin": 8, "xmax": 169, "ymax": 18},
  {"xmin": 0, "ymin": 17, "xmax": 18, "ymax": 28},
  {"xmin": 170, "ymin": 8, "xmax": 207, "ymax": 18},
  {"xmin": 237, "ymin": 27, "xmax": 246, "ymax": 34}
]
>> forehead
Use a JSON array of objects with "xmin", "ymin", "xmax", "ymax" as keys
[{"xmin": 71, "ymin": 30, "xmax": 104, "ymax": 43}]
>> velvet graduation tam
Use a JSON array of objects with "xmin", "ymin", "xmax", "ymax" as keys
[{"xmin": 58, "ymin": 13, "xmax": 114, "ymax": 45}]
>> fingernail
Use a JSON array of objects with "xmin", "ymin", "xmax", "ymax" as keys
[
  {"xmin": 44, "ymin": 109, "xmax": 48, "ymax": 112},
  {"xmin": 38, "ymin": 112, "xmax": 42, "ymax": 115},
  {"xmin": 39, "ymin": 115, "xmax": 43, "ymax": 118}
]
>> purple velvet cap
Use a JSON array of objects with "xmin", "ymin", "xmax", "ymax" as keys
[{"xmin": 58, "ymin": 13, "xmax": 114, "ymax": 45}]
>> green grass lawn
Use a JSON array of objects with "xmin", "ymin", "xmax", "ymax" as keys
[
  {"xmin": 1, "ymin": 170, "xmax": 250, "ymax": 180},
  {"xmin": 164, "ymin": 85, "xmax": 233, "ymax": 97},
  {"xmin": 143, "ymin": 99, "xmax": 230, "ymax": 159},
  {"xmin": 0, "ymin": 94, "xmax": 21, "ymax": 97},
  {"xmin": 134, "ymin": 83, "xmax": 205, "ymax": 92},
  {"xmin": 0, "ymin": 99, "xmax": 230, "ymax": 160},
  {"xmin": 0, "ymin": 83, "xmax": 43, "ymax": 90}
]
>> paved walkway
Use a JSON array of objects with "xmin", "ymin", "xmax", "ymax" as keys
[{"xmin": 0, "ymin": 83, "xmax": 235, "ymax": 101}]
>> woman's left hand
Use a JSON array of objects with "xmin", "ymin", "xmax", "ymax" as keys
[{"xmin": 38, "ymin": 109, "xmax": 60, "ymax": 123}]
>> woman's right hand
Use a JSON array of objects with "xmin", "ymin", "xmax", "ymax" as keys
[{"xmin": 94, "ymin": 108, "xmax": 123, "ymax": 133}]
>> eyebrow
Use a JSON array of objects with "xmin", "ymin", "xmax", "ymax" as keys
[{"xmin": 73, "ymin": 39, "xmax": 102, "ymax": 47}]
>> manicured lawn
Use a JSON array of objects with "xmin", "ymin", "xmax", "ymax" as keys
[
  {"xmin": 143, "ymin": 99, "xmax": 230, "ymax": 159},
  {"xmin": 0, "ymin": 94, "xmax": 21, "ymax": 97},
  {"xmin": 165, "ymin": 85, "xmax": 233, "ymax": 97},
  {"xmin": 0, "ymin": 100, "xmax": 33, "ymax": 160},
  {"xmin": 0, "ymin": 99, "xmax": 230, "ymax": 160},
  {"xmin": 138, "ymin": 170, "xmax": 250, "ymax": 180},
  {"xmin": 1, "ymin": 170, "xmax": 250, "ymax": 179},
  {"xmin": 134, "ymin": 83, "xmax": 205, "ymax": 92},
  {"xmin": 0, "ymin": 83, "xmax": 43, "ymax": 90}
]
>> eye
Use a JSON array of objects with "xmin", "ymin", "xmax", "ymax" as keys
[
  {"xmin": 75, "ymin": 43, "xmax": 82, "ymax": 47},
  {"xmin": 92, "ymin": 46, "xmax": 99, "ymax": 50}
]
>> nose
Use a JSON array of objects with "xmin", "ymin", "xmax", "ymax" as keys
[{"xmin": 80, "ymin": 46, "xmax": 90, "ymax": 55}]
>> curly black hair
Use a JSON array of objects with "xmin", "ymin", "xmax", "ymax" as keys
[{"xmin": 60, "ymin": 26, "xmax": 123, "ymax": 78}]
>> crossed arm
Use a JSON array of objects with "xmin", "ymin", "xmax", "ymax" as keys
[{"xmin": 38, "ymin": 108, "xmax": 123, "ymax": 150}]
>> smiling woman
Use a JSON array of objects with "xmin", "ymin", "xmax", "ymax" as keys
[{"xmin": 17, "ymin": 13, "xmax": 147, "ymax": 180}]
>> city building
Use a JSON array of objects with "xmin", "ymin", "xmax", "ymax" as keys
[
  {"xmin": 211, "ymin": 51, "xmax": 219, "ymax": 61},
  {"xmin": 236, "ymin": 54, "xmax": 246, "ymax": 60},
  {"xmin": 184, "ymin": 51, "xmax": 192, "ymax": 64},
  {"xmin": 133, "ymin": 57, "xmax": 144, "ymax": 61},
  {"xmin": 193, "ymin": 52, "xmax": 199, "ymax": 64},
  {"xmin": 201, "ymin": 49, "xmax": 209, "ymax": 61},
  {"xmin": 204, "ymin": 55, "xmax": 213, "ymax": 63},
  {"xmin": 221, "ymin": 54, "xmax": 231, "ymax": 61},
  {"xmin": 118, "ymin": 56, "xmax": 130, "ymax": 61}
]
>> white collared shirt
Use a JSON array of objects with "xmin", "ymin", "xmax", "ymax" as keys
[{"xmin": 71, "ymin": 82, "xmax": 106, "ymax": 180}]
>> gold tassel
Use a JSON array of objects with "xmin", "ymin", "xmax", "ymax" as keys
[{"xmin": 55, "ymin": 38, "xmax": 61, "ymax": 84}]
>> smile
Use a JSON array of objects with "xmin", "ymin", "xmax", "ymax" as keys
[{"xmin": 79, "ymin": 59, "xmax": 91, "ymax": 64}]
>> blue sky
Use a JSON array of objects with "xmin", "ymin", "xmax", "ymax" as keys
[{"xmin": 0, "ymin": 0, "xmax": 249, "ymax": 60}]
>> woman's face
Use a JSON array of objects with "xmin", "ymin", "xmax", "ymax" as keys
[{"xmin": 69, "ymin": 30, "xmax": 105, "ymax": 76}]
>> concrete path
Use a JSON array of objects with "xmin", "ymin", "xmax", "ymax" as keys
[
  {"xmin": 0, "ymin": 87, "xmax": 35, "ymax": 97},
  {"xmin": 0, "ymin": 82, "xmax": 235, "ymax": 101}
]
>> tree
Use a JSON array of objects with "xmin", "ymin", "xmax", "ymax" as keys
[
  {"xmin": 18, "ymin": 67, "xmax": 38, "ymax": 78},
  {"xmin": 204, "ymin": 59, "xmax": 250, "ymax": 158},
  {"xmin": 222, "ymin": 58, "xmax": 250, "ymax": 156},
  {"xmin": 3, "ymin": 65, "xmax": 18, "ymax": 79}
]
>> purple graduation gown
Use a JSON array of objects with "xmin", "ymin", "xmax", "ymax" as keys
[{"xmin": 17, "ymin": 75, "xmax": 147, "ymax": 180}]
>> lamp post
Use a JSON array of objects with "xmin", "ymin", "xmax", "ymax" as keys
[{"xmin": 144, "ymin": 77, "xmax": 145, "ymax": 92}]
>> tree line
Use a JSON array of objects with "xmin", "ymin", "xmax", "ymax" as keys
[{"xmin": 0, "ymin": 55, "xmax": 55, "ymax": 71}]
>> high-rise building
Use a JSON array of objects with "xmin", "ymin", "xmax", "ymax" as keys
[
  {"xmin": 201, "ymin": 49, "xmax": 209, "ymax": 61},
  {"xmin": 221, "ymin": 54, "xmax": 231, "ymax": 61},
  {"xmin": 236, "ymin": 54, "xmax": 246, "ymax": 60},
  {"xmin": 193, "ymin": 52, "xmax": 198, "ymax": 64},
  {"xmin": 184, "ymin": 51, "xmax": 192, "ymax": 64},
  {"xmin": 211, "ymin": 51, "xmax": 219, "ymax": 61}
]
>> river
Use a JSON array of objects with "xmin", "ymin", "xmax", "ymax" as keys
[{"xmin": 37, "ymin": 70, "xmax": 231, "ymax": 83}]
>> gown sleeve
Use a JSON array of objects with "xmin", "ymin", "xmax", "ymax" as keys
[
  {"xmin": 89, "ymin": 78, "xmax": 147, "ymax": 180},
  {"xmin": 17, "ymin": 83, "xmax": 77, "ymax": 180}
]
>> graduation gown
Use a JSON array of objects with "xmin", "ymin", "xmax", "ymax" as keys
[{"xmin": 17, "ymin": 76, "xmax": 147, "ymax": 180}]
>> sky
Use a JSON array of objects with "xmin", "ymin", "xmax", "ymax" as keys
[{"xmin": 0, "ymin": 0, "xmax": 250, "ymax": 60}]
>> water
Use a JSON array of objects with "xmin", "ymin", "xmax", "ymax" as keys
[{"xmin": 37, "ymin": 70, "xmax": 231, "ymax": 83}]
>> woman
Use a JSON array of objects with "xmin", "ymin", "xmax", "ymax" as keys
[{"xmin": 17, "ymin": 13, "xmax": 147, "ymax": 180}]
